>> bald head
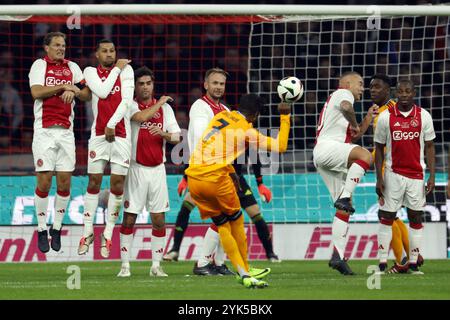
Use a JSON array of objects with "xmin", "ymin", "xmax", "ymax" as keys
[{"xmin": 339, "ymin": 72, "xmax": 364, "ymax": 101}]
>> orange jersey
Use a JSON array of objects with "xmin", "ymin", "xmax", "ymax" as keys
[
  {"xmin": 186, "ymin": 110, "xmax": 290, "ymax": 182},
  {"xmin": 372, "ymin": 99, "xmax": 396, "ymax": 172},
  {"xmin": 373, "ymin": 98, "xmax": 396, "ymax": 129}
]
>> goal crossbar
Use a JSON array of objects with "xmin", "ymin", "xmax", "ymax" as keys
[{"xmin": 1, "ymin": 4, "xmax": 450, "ymax": 16}]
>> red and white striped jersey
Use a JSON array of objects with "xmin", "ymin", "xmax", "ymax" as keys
[
  {"xmin": 316, "ymin": 89, "xmax": 355, "ymax": 144},
  {"xmin": 187, "ymin": 95, "xmax": 229, "ymax": 153},
  {"xmin": 83, "ymin": 64, "xmax": 134, "ymax": 139},
  {"xmin": 29, "ymin": 56, "xmax": 85, "ymax": 131},
  {"xmin": 129, "ymin": 99, "xmax": 180, "ymax": 167},
  {"xmin": 374, "ymin": 103, "xmax": 435, "ymax": 179}
]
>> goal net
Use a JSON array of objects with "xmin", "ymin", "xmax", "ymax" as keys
[{"xmin": 0, "ymin": 5, "xmax": 448, "ymax": 261}]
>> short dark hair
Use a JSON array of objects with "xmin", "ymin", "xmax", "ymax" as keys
[
  {"xmin": 134, "ymin": 66, "xmax": 155, "ymax": 82},
  {"xmin": 204, "ymin": 68, "xmax": 229, "ymax": 81},
  {"xmin": 96, "ymin": 39, "xmax": 115, "ymax": 51},
  {"xmin": 239, "ymin": 94, "xmax": 265, "ymax": 117},
  {"xmin": 370, "ymin": 74, "xmax": 391, "ymax": 87},
  {"xmin": 43, "ymin": 32, "xmax": 66, "ymax": 46},
  {"xmin": 396, "ymin": 79, "xmax": 415, "ymax": 91}
]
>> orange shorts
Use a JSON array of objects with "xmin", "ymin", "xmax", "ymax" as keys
[{"xmin": 187, "ymin": 175, "xmax": 241, "ymax": 220}]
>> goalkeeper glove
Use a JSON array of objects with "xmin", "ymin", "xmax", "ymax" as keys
[
  {"xmin": 178, "ymin": 176, "xmax": 188, "ymax": 197},
  {"xmin": 257, "ymin": 184, "xmax": 272, "ymax": 203}
]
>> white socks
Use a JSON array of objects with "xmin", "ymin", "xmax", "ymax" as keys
[
  {"xmin": 53, "ymin": 190, "xmax": 70, "ymax": 230},
  {"xmin": 378, "ymin": 219, "xmax": 393, "ymax": 264},
  {"xmin": 152, "ymin": 228, "xmax": 166, "ymax": 267},
  {"xmin": 83, "ymin": 190, "xmax": 99, "ymax": 237},
  {"xmin": 197, "ymin": 225, "xmax": 220, "ymax": 267},
  {"xmin": 332, "ymin": 212, "xmax": 349, "ymax": 259},
  {"xmin": 340, "ymin": 160, "xmax": 369, "ymax": 199},
  {"xmin": 409, "ymin": 223, "xmax": 423, "ymax": 264},
  {"xmin": 34, "ymin": 188, "xmax": 49, "ymax": 232},
  {"xmin": 214, "ymin": 242, "xmax": 226, "ymax": 266},
  {"xmin": 120, "ymin": 226, "xmax": 134, "ymax": 267},
  {"xmin": 103, "ymin": 191, "xmax": 123, "ymax": 240}
]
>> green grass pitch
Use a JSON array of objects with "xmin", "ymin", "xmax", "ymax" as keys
[{"xmin": 1, "ymin": 260, "xmax": 449, "ymax": 300}]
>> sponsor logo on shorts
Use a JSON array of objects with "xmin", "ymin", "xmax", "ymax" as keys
[
  {"xmin": 37, "ymin": 159, "xmax": 43, "ymax": 167},
  {"xmin": 392, "ymin": 131, "xmax": 419, "ymax": 141},
  {"xmin": 89, "ymin": 151, "xmax": 96, "ymax": 159},
  {"xmin": 124, "ymin": 200, "xmax": 130, "ymax": 209}
]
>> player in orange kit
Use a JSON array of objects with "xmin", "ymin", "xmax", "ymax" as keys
[{"xmin": 186, "ymin": 94, "xmax": 291, "ymax": 288}]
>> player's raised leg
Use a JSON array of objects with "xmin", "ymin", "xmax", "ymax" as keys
[{"xmin": 335, "ymin": 146, "xmax": 372, "ymax": 213}]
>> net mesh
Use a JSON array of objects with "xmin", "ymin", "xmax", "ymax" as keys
[{"xmin": 0, "ymin": 13, "xmax": 448, "ymax": 257}]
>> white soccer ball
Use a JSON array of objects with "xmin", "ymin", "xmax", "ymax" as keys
[{"xmin": 277, "ymin": 76, "xmax": 304, "ymax": 103}]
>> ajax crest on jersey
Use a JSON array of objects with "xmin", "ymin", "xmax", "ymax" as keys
[{"xmin": 277, "ymin": 76, "xmax": 304, "ymax": 103}]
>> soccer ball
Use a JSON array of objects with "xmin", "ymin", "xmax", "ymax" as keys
[{"xmin": 277, "ymin": 76, "xmax": 304, "ymax": 103}]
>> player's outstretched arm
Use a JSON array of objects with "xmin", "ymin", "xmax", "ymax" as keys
[
  {"xmin": 425, "ymin": 140, "xmax": 436, "ymax": 195},
  {"xmin": 248, "ymin": 102, "xmax": 291, "ymax": 154}
]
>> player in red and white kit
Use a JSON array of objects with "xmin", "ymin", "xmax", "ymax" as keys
[
  {"xmin": 313, "ymin": 72, "xmax": 373, "ymax": 275},
  {"xmin": 78, "ymin": 39, "xmax": 134, "ymax": 258},
  {"xmin": 105, "ymin": 67, "xmax": 180, "ymax": 277},
  {"xmin": 29, "ymin": 32, "xmax": 91, "ymax": 253},
  {"xmin": 375, "ymin": 80, "xmax": 435, "ymax": 275}
]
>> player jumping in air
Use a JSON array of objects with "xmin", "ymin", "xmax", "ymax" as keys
[
  {"xmin": 313, "ymin": 71, "xmax": 374, "ymax": 275},
  {"xmin": 29, "ymin": 32, "xmax": 90, "ymax": 253},
  {"xmin": 78, "ymin": 39, "xmax": 134, "ymax": 258}
]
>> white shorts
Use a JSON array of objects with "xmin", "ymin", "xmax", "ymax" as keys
[
  {"xmin": 87, "ymin": 136, "xmax": 131, "ymax": 175},
  {"xmin": 313, "ymin": 141, "xmax": 358, "ymax": 173},
  {"xmin": 316, "ymin": 166, "xmax": 346, "ymax": 202},
  {"xmin": 380, "ymin": 170, "xmax": 426, "ymax": 212},
  {"xmin": 313, "ymin": 141, "xmax": 358, "ymax": 201},
  {"xmin": 123, "ymin": 162, "xmax": 170, "ymax": 214},
  {"xmin": 32, "ymin": 128, "xmax": 75, "ymax": 172}
]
